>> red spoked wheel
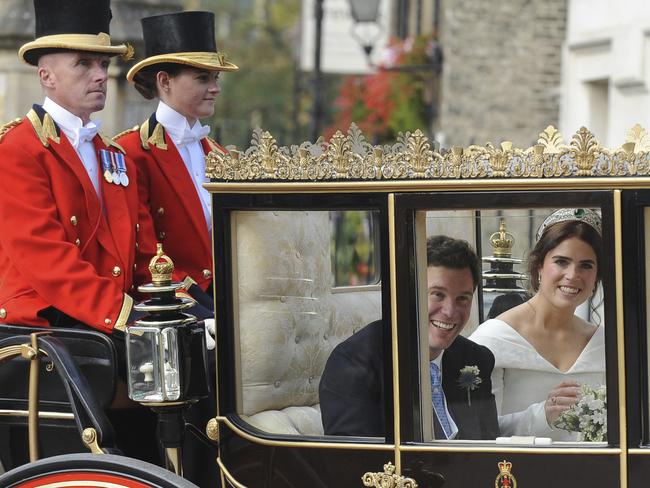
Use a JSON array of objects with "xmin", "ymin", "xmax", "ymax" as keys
[{"xmin": 0, "ymin": 453, "xmax": 199, "ymax": 488}]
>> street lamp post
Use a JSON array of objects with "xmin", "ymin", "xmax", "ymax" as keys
[
  {"xmin": 311, "ymin": 0, "xmax": 324, "ymax": 142},
  {"xmin": 347, "ymin": 0, "xmax": 442, "ymax": 139},
  {"xmin": 348, "ymin": 0, "xmax": 381, "ymax": 58}
]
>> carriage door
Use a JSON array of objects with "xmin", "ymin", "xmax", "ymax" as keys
[
  {"xmin": 623, "ymin": 189, "xmax": 650, "ymax": 488},
  {"xmin": 392, "ymin": 190, "xmax": 623, "ymax": 488}
]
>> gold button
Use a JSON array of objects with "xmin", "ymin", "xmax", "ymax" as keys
[
  {"xmin": 136, "ymin": 223, "xmax": 140, "ymax": 232},
  {"xmin": 133, "ymin": 263, "xmax": 137, "ymax": 270},
  {"xmin": 104, "ymin": 318, "xmax": 111, "ymax": 325},
  {"xmin": 202, "ymin": 269, "xmax": 212, "ymax": 279},
  {"xmin": 135, "ymin": 242, "xmax": 139, "ymax": 250},
  {"xmin": 75, "ymin": 238, "xmax": 80, "ymax": 246},
  {"xmin": 157, "ymin": 207, "xmax": 165, "ymax": 216},
  {"xmin": 0, "ymin": 308, "xmax": 6, "ymax": 319},
  {"xmin": 112, "ymin": 266, "xmax": 121, "ymax": 277},
  {"xmin": 70, "ymin": 215, "xmax": 78, "ymax": 226},
  {"xmin": 158, "ymin": 231, "xmax": 166, "ymax": 240}
]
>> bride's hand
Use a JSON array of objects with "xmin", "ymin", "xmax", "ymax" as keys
[{"xmin": 544, "ymin": 380, "xmax": 581, "ymax": 425}]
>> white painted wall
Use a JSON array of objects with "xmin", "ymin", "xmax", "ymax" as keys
[
  {"xmin": 300, "ymin": 0, "xmax": 391, "ymax": 74},
  {"xmin": 561, "ymin": 0, "xmax": 650, "ymax": 146}
]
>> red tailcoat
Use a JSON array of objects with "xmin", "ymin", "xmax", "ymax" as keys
[
  {"xmin": 0, "ymin": 106, "xmax": 148, "ymax": 333},
  {"xmin": 117, "ymin": 114, "xmax": 225, "ymax": 291}
]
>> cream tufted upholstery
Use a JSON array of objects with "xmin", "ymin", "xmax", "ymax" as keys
[{"xmin": 232, "ymin": 210, "xmax": 381, "ymax": 436}]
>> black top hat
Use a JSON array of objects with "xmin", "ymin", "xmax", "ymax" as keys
[
  {"xmin": 126, "ymin": 11, "xmax": 237, "ymax": 82},
  {"xmin": 19, "ymin": 0, "xmax": 131, "ymax": 66}
]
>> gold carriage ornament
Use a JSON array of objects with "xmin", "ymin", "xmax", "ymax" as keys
[
  {"xmin": 495, "ymin": 460, "xmax": 517, "ymax": 488},
  {"xmin": 362, "ymin": 462, "xmax": 418, "ymax": 488},
  {"xmin": 205, "ymin": 123, "xmax": 650, "ymax": 181},
  {"xmin": 482, "ymin": 219, "xmax": 527, "ymax": 295}
]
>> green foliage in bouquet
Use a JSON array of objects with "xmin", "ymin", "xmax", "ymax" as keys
[
  {"xmin": 554, "ymin": 384, "xmax": 607, "ymax": 442},
  {"xmin": 325, "ymin": 34, "xmax": 438, "ymax": 143}
]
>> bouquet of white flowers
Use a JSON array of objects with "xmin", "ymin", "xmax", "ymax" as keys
[{"xmin": 553, "ymin": 384, "xmax": 607, "ymax": 442}]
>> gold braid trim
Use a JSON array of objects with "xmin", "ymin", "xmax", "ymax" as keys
[
  {"xmin": 139, "ymin": 120, "xmax": 150, "ymax": 150},
  {"xmin": 99, "ymin": 133, "xmax": 125, "ymax": 153},
  {"xmin": 206, "ymin": 137, "xmax": 227, "ymax": 155},
  {"xmin": 0, "ymin": 118, "xmax": 22, "ymax": 143},
  {"xmin": 148, "ymin": 122, "xmax": 167, "ymax": 150},
  {"xmin": 113, "ymin": 125, "xmax": 139, "ymax": 142},
  {"xmin": 114, "ymin": 294, "xmax": 134, "ymax": 332},
  {"xmin": 138, "ymin": 120, "xmax": 168, "ymax": 150},
  {"xmin": 26, "ymin": 109, "xmax": 60, "ymax": 147}
]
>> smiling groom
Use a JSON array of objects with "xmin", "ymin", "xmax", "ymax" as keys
[{"xmin": 319, "ymin": 235, "xmax": 500, "ymax": 440}]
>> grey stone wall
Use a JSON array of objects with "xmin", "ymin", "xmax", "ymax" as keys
[
  {"xmin": 438, "ymin": 0, "xmax": 568, "ymax": 147},
  {"xmin": 0, "ymin": 0, "xmax": 181, "ymax": 134}
]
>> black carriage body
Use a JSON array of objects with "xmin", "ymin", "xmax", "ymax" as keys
[
  {"xmin": 201, "ymin": 123, "xmax": 650, "ymax": 487},
  {"xmin": 205, "ymin": 176, "xmax": 646, "ymax": 487}
]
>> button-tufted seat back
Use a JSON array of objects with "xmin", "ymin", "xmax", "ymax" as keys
[{"xmin": 232, "ymin": 210, "xmax": 381, "ymax": 436}]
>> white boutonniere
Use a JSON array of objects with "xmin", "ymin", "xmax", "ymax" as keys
[{"xmin": 458, "ymin": 365, "xmax": 482, "ymax": 406}]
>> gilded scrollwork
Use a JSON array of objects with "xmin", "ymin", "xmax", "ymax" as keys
[
  {"xmin": 205, "ymin": 122, "xmax": 650, "ymax": 182},
  {"xmin": 362, "ymin": 462, "xmax": 418, "ymax": 488},
  {"xmin": 626, "ymin": 123, "xmax": 650, "ymax": 152}
]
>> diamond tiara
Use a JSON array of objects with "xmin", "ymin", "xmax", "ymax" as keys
[{"xmin": 535, "ymin": 208, "xmax": 602, "ymax": 241}]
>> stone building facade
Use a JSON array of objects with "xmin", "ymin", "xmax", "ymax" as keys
[
  {"xmin": 436, "ymin": 0, "xmax": 568, "ymax": 147},
  {"xmin": 0, "ymin": 0, "xmax": 181, "ymax": 135}
]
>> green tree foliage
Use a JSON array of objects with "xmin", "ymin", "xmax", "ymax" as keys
[{"xmin": 326, "ymin": 34, "xmax": 439, "ymax": 143}]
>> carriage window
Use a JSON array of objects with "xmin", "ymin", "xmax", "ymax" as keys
[
  {"xmin": 417, "ymin": 208, "xmax": 607, "ymax": 444},
  {"xmin": 330, "ymin": 210, "xmax": 380, "ymax": 287},
  {"xmin": 230, "ymin": 210, "xmax": 382, "ymax": 438}
]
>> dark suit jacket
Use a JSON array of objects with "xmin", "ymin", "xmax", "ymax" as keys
[{"xmin": 319, "ymin": 320, "xmax": 500, "ymax": 440}]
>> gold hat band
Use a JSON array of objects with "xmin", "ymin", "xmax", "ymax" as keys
[
  {"xmin": 126, "ymin": 51, "xmax": 238, "ymax": 82},
  {"xmin": 19, "ymin": 32, "xmax": 128, "ymax": 64}
]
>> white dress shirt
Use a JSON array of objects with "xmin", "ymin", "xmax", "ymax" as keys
[
  {"xmin": 155, "ymin": 101, "xmax": 212, "ymax": 232},
  {"xmin": 432, "ymin": 351, "xmax": 459, "ymax": 439},
  {"xmin": 43, "ymin": 97, "xmax": 101, "ymax": 196}
]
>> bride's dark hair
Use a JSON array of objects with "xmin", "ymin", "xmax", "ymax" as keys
[{"xmin": 527, "ymin": 220, "xmax": 603, "ymax": 296}]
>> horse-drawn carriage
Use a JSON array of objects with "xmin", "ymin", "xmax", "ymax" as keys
[{"xmin": 2, "ymin": 124, "xmax": 650, "ymax": 487}]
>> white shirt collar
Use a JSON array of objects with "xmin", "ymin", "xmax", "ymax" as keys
[
  {"xmin": 42, "ymin": 97, "xmax": 100, "ymax": 147},
  {"xmin": 156, "ymin": 101, "xmax": 203, "ymax": 145},
  {"xmin": 42, "ymin": 97, "xmax": 98, "ymax": 133},
  {"xmin": 431, "ymin": 350, "xmax": 444, "ymax": 368}
]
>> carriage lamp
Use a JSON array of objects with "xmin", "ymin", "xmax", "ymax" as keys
[{"xmin": 125, "ymin": 244, "xmax": 209, "ymax": 404}]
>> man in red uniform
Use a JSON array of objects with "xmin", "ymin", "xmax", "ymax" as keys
[
  {"xmin": 0, "ymin": 0, "xmax": 148, "ymax": 334},
  {"xmin": 0, "ymin": 0, "xmax": 166, "ymax": 468}
]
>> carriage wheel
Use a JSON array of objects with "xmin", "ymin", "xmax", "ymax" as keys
[{"xmin": 0, "ymin": 453, "xmax": 199, "ymax": 488}]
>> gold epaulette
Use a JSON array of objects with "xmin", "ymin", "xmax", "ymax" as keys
[
  {"xmin": 206, "ymin": 137, "xmax": 227, "ymax": 155},
  {"xmin": 0, "ymin": 118, "xmax": 22, "ymax": 143},
  {"xmin": 139, "ymin": 119, "xmax": 167, "ymax": 151},
  {"xmin": 26, "ymin": 109, "xmax": 59, "ymax": 147},
  {"xmin": 99, "ymin": 133, "xmax": 125, "ymax": 153},
  {"xmin": 113, "ymin": 125, "xmax": 139, "ymax": 142}
]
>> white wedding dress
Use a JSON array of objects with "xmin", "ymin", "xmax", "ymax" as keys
[{"xmin": 470, "ymin": 319, "xmax": 606, "ymax": 441}]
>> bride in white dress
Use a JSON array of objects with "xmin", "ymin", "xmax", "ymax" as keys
[{"xmin": 470, "ymin": 209, "xmax": 605, "ymax": 441}]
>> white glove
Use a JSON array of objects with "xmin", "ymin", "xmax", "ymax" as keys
[{"xmin": 204, "ymin": 318, "xmax": 216, "ymax": 351}]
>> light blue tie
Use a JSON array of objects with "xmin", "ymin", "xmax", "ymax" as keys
[{"xmin": 430, "ymin": 362, "xmax": 452, "ymax": 439}]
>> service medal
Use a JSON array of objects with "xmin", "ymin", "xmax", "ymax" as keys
[
  {"xmin": 110, "ymin": 152, "xmax": 120, "ymax": 185},
  {"xmin": 99, "ymin": 149, "xmax": 113, "ymax": 183},
  {"xmin": 115, "ymin": 153, "xmax": 129, "ymax": 187}
]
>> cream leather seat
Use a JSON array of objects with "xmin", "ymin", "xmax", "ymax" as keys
[{"xmin": 232, "ymin": 210, "xmax": 381, "ymax": 436}]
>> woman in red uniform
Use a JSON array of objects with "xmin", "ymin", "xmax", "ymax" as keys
[{"xmin": 117, "ymin": 11, "xmax": 237, "ymax": 309}]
